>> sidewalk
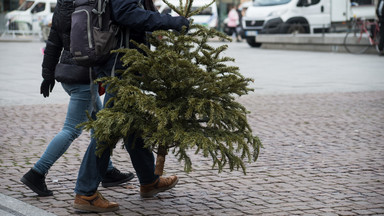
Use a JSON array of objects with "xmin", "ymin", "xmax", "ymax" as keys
[
  {"xmin": 1, "ymin": 91, "xmax": 383, "ymax": 215},
  {"xmin": 0, "ymin": 193, "xmax": 56, "ymax": 216},
  {"xmin": 257, "ymin": 33, "xmax": 380, "ymax": 54}
]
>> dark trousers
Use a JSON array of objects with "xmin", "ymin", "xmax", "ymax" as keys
[
  {"xmin": 228, "ymin": 26, "xmax": 238, "ymax": 38},
  {"xmin": 379, "ymin": 22, "xmax": 384, "ymax": 51}
]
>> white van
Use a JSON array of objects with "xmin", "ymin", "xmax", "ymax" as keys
[
  {"xmin": 241, "ymin": 0, "xmax": 376, "ymax": 47},
  {"xmin": 155, "ymin": 0, "xmax": 218, "ymax": 28},
  {"xmin": 5, "ymin": 0, "xmax": 56, "ymax": 33}
]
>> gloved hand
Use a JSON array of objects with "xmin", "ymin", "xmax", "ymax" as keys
[
  {"xmin": 174, "ymin": 16, "xmax": 190, "ymax": 33},
  {"xmin": 40, "ymin": 79, "xmax": 55, "ymax": 98}
]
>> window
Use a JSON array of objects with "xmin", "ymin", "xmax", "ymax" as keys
[
  {"xmin": 253, "ymin": 0, "xmax": 291, "ymax": 7},
  {"xmin": 297, "ymin": 0, "xmax": 320, "ymax": 7},
  {"xmin": 310, "ymin": 0, "xmax": 320, "ymax": 4},
  {"xmin": 31, "ymin": 3, "xmax": 45, "ymax": 13},
  {"xmin": 18, "ymin": 1, "xmax": 35, "ymax": 11},
  {"xmin": 351, "ymin": 0, "xmax": 374, "ymax": 6}
]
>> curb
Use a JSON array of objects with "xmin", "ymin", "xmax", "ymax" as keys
[{"xmin": 0, "ymin": 193, "xmax": 56, "ymax": 216}]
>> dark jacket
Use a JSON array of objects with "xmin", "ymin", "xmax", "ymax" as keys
[
  {"xmin": 96, "ymin": 0, "xmax": 189, "ymax": 77},
  {"xmin": 42, "ymin": 0, "xmax": 91, "ymax": 84},
  {"xmin": 378, "ymin": 0, "xmax": 384, "ymax": 22}
]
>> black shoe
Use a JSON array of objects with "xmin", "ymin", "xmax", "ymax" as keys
[
  {"xmin": 101, "ymin": 168, "xmax": 134, "ymax": 188},
  {"xmin": 20, "ymin": 168, "xmax": 53, "ymax": 196}
]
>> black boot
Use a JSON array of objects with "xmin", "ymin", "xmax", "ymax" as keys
[
  {"xmin": 101, "ymin": 167, "xmax": 134, "ymax": 188},
  {"xmin": 20, "ymin": 168, "xmax": 53, "ymax": 196}
]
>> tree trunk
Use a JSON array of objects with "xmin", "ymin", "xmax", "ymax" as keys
[{"xmin": 154, "ymin": 145, "xmax": 168, "ymax": 176}]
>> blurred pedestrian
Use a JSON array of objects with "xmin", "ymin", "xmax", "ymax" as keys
[
  {"xmin": 377, "ymin": 0, "xmax": 384, "ymax": 55},
  {"xmin": 237, "ymin": 3, "xmax": 246, "ymax": 40},
  {"xmin": 227, "ymin": 4, "xmax": 241, "ymax": 42},
  {"xmin": 20, "ymin": 0, "xmax": 134, "ymax": 197}
]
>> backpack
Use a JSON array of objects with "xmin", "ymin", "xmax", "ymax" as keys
[{"xmin": 70, "ymin": 0, "xmax": 119, "ymax": 67}]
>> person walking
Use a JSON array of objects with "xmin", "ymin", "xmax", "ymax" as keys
[
  {"xmin": 20, "ymin": 0, "xmax": 134, "ymax": 197},
  {"xmin": 236, "ymin": 4, "xmax": 244, "ymax": 41},
  {"xmin": 377, "ymin": 0, "xmax": 384, "ymax": 55},
  {"xmin": 227, "ymin": 4, "xmax": 241, "ymax": 42},
  {"xmin": 72, "ymin": 0, "xmax": 189, "ymax": 213}
]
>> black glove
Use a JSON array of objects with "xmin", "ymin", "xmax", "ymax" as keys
[
  {"xmin": 174, "ymin": 16, "xmax": 190, "ymax": 33},
  {"xmin": 40, "ymin": 79, "xmax": 55, "ymax": 98}
]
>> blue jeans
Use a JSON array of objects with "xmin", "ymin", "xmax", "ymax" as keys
[
  {"xmin": 33, "ymin": 83, "xmax": 113, "ymax": 175},
  {"xmin": 74, "ymin": 90, "xmax": 158, "ymax": 196}
]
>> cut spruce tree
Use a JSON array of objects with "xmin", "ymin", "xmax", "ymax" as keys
[{"xmin": 83, "ymin": 0, "xmax": 262, "ymax": 176}]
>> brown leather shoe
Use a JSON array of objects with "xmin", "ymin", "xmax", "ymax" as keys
[
  {"xmin": 73, "ymin": 191, "xmax": 119, "ymax": 213},
  {"xmin": 140, "ymin": 175, "xmax": 179, "ymax": 198}
]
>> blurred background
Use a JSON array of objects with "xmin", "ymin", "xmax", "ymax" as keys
[{"xmin": 0, "ymin": 0, "xmax": 379, "ymax": 42}]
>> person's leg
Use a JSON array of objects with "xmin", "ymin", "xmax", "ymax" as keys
[
  {"xmin": 74, "ymin": 87, "xmax": 136, "ymax": 194},
  {"xmin": 229, "ymin": 27, "xmax": 235, "ymax": 39},
  {"xmin": 236, "ymin": 26, "xmax": 242, "ymax": 41},
  {"xmin": 33, "ymin": 83, "xmax": 97, "ymax": 175},
  {"xmin": 74, "ymin": 141, "xmax": 119, "ymax": 213},
  {"xmin": 73, "ymin": 91, "xmax": 132, "ymax": 213},
  {"xmin": 235, "ymin": 26, "xmax": 239, "ymax": 41},
  {"xmin": 124, "ymin": 132, "xmax": 178, "ymax": 198},
  {"xmin": 21, "ymin": 83, "xmax": 98, "ymax": 196},
  {"xmin": 74, "ymin": 90, "xmax": 119, "ymax": 196},
  {"xmin": 123, "ymin": 134, "xmax": 157, "ymax": 185},
  {"xmin": 379, "ymin": 22, "xmax": 384, "ymax": 52},
  {"xmin": 74, "ymin": 137, "xmax": 112, "ymax": 196}
]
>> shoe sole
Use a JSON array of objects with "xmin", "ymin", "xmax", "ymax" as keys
[
  {"xmin": 140, "ymin": 177, "xmax": 179, "ymax": 198},
  {"xmin": 20, "ymin": 176, "xmax": 53, "ymax": 197},
  {"xmin": 73, "ymin": 203, "xmax": 119, "ymax": 213},
  {"xmin": 101, "ymin": 173, "xmax": 135, "ymax": 188}
]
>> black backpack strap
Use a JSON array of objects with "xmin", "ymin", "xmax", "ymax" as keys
[
  {"xmin": 111, "ymin": 30, "xmax": 124, "ymax": 77},
  {"xmin": 89, "ymin": 67, "xmax": 98, "ymax": 111}
]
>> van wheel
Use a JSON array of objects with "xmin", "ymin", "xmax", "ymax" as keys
[
  {"xmin": 246, "ymin": 38, "xmax": 262, "ymax": 47},
  {"xmin": 286, "ymin": 23, "xmax": 307, "ymax": 34}
]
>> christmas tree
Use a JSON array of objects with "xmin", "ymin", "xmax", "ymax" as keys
[{"xmin": 83, "ymin": 0, "xmax": 262, "ymax": 175}]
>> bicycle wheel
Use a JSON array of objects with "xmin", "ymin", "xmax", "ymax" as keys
[{"xmin": 344, "ymin": 28, "xmax": 371, "ymax": 54}]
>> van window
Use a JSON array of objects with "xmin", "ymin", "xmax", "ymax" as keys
[
  {"xmin": 18, "ymin": 0, "xmax": 35, "ymax": 11},
  {"xmin": 297, "ymin": 0, "xmax": 320, "ymax": 6},
  {"xmin": 253, "ymin": 0, "xmax": 291, "ymax": 6},
  {"xmin": 350, "ymin": 0, "xmax": 374, "ymax": 6},
  {"xmin": 310, "ymin": 0, "xmax": 320, "ymax": 4},
  {"xmin": 31, "ymin": 3, "xmax": 45, "ymax": 13}
]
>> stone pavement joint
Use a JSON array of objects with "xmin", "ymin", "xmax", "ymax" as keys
[{"xmin": 0, "ymin": 91, "xmax": 384, "ymax": 215}]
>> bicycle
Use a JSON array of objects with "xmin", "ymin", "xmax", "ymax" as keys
[{"xmin": 343, "ymin": 17, "xmax": 381, "ymax": 54}]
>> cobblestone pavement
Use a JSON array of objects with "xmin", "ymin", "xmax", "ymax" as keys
[{"xmin": 1, "ymin": 91, "xmax": 384, "ymax": 216}]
